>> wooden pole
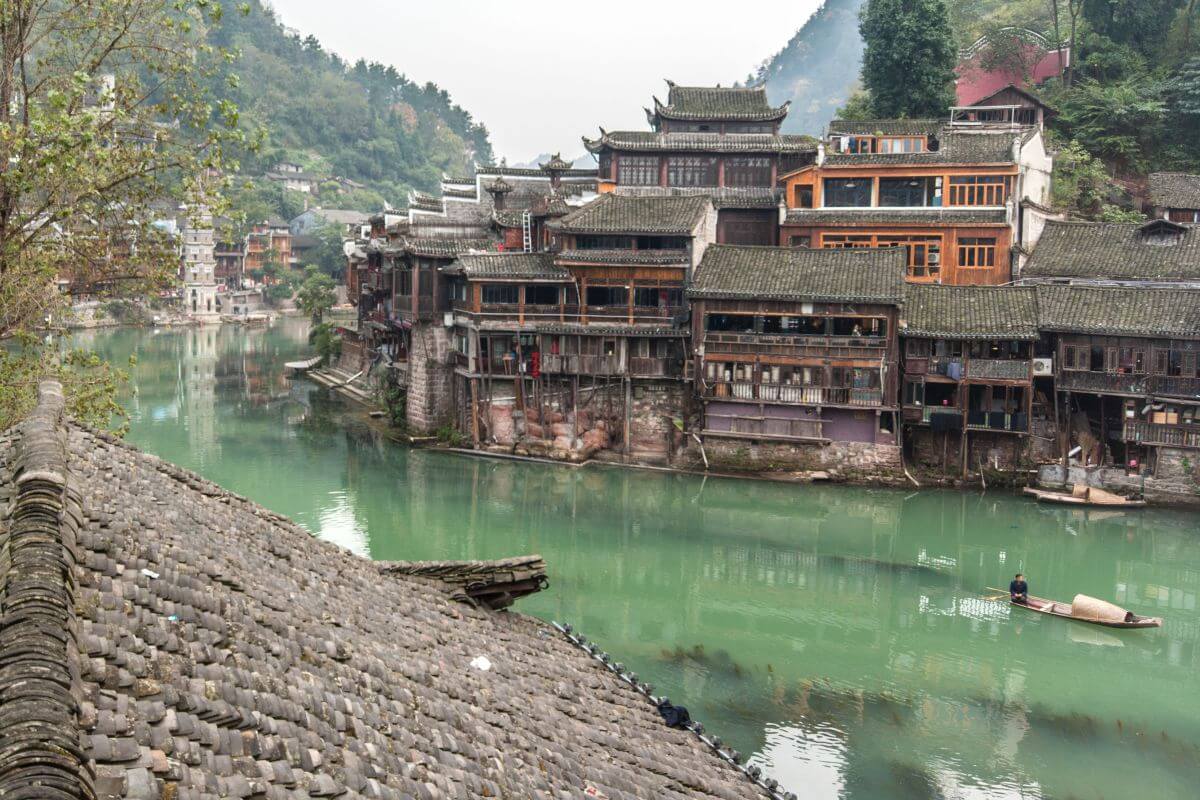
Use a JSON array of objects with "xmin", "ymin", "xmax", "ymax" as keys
[
  {"xmin": 624, "ymin": 376, "xmax": 632, "ymax": 459},
  {"xmin": 469, "ymin": 378, "xmax": 481, "ymax": 446}
]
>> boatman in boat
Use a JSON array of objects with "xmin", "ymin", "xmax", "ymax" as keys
[{"xmin": 1010, "ymin": 573, "xmax": 1029, "ymax": 604}]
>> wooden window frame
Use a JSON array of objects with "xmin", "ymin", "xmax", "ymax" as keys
[
  {"xmin": 957, "ymin": 237, "xmax": 997, "ymax": 269},
  {"xmin": 948, "ymin": 176, "xmax": 1011, "ymax": 207},
  {"xmin": 617, "ymin": 156, "xmax": 659, "ymax": 186}
]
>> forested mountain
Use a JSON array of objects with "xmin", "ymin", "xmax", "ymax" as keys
[
  {"xmin": 206, "ymin": 1, "xmax": 493, "ymax": 218},
  {"xmin": 744, "ymin": 0, "xmax": 867, "ymax": 136}
]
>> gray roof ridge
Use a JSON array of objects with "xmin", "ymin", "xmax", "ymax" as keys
[{"xmin": 0, "ymin": 380, "xmax": 94, "ymax": 799}]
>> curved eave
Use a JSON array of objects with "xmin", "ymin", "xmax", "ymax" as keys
[{"xmin": 653, "ymin": 96, "xmax": 791, "ymax": 123}]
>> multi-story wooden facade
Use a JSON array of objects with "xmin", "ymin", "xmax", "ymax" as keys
[
  {"xmin": 243, "ymin": 219, "xmax": 293, "ymax": 278},
  {"xmin": 899, "ymin": 285, "xmax": 1040, "ymax": 473},
  {"xmin": 584, "ymin": 82, "xmax": 815, "ymax": 246},
  {"xmin": 1148, "ymin": 172, "xmax": 1200, "ymax": 223},
  {"xmin": 1039, "ymin": 285, "xmax": 1200, "ymax": 471},
  {"xmin": 687, "ymin": 245, "xmax": 905, "ymax": 446},
  {"xmin": 780, "ymin": 117, "xmax": 1052, "ymax": 285}
]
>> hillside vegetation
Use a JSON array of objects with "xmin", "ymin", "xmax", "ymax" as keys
[{"xmin": 207, "ymin": 1, "xmax": 493, "ymax": 220}]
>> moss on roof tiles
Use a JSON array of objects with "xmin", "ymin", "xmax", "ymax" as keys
[
  {"xmin": 1023, "ymin": 220, "xmax": 1200, "ymax": 280},
  {"xmin": 903, "ymin": 285, "xmax": 1039, "ymax": 340},
  {"xmin": 655, "ymin": 84, "xmax": 788, "ymax": 122},
  {"xmin": 584, "ymin": 130, "xmax": 816, "ymax": 154},
  {"xmin": 1148, "ymin": 172, "xmax": 1200, "ymax": 210},
  {"xmin": 1036, "ymin": 285, "xmax": 1200, "ymax": 338},
  {"xmin": 446, "ymin": 253, "xmax": 570, "ymax": 280},
  {"xmin": 552, "ymin": 194, "xmax": 710, "ymax": 235},
  {"xmin": 823, "ymin": 131, "xmax": 1017, "ymax": 166},
  {"xmin": 689, "ymin": 244, "xmax": 905, "ymax": 303}
]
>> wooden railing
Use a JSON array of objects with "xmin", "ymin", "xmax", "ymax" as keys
[
  {"xmin": 702, "ymin": 332, "xmax": 888, "ymax": 360},
  {"xmin": 1153, "ymin": 376, "xmax": 1200, "ymax": 400},
  {"xmin": 706, "ymin": 382, "xmax": 883, "ymax": 406},
  {"xmin": 1124, "ymin": 421, "xmax": 1200, "ymax": 449},
  {"xmin": 1058, "ymin": 370, "xmax": 1148, "ymax": 395},
  {"xmin": 966, "ymin": 359, "xmax": 1031, "ymax": 380},
  {"xmin": 540, "ymin": 354, "xmax": 622, "ymax": 376}
]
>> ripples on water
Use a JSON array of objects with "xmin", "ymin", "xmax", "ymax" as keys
[{"xmin": 75, "ymin": 320, "xmax": 1200, "ymax": 800}]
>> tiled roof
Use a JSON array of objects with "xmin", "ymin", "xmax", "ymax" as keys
[
  {"xmin": 402, "ymin": 237, "xmax": 497, "ymax": 258},
  {"xmin": 1022, "ymin": 220, "xmax": 1200, "ymax": 280},
  {"xmin": 557, "ymin": 249, "xmax": 690, "ymax": 266},
  {"xmin": 551, "ymin": 194, "xmax": 711, "ymax": 235},
  {"xmin": 615, "ymin": 186, "xmax": 782, "ymax": 209},
  {"xmin": 0, "ymin": 384, "xmax": 763, "ymax": 800},
  {"xmin": 444, "ymin": 252, "xmax": 570, "ymax": 281},
  {"xmin": 584, "ymin": 131, "xmax": 817, "ymax": 154},
  {"xmin": 828, "ymin": 119, "xmax": 944, "ymax": 137},
  {"xmin": 410, "ymin": 195, "xmax": 443, "ymax": 213},
  {"xmin": 486, "ymin": 177, "xmax": 513, "ymax": 194},
  {"xmin": 823, "ymin": 131, "xmax": 1017, "ymax": 166},
  {"xmin": 654, "ymin": 83, "xmax": 789, "ymax": 122},
  {"xmin": 903, "ymin": 284, "xmax": 1039, "ymax": 339},
  {"xmin": 1036, "ymin": 285, "xmax": 1200, "ymax": 338},
  {"xmin": 1148, "ymin": 172, "xmax": 1200, "ymax": 210},
  {"xmin": 443, "ymin": 187, "xmax": 478, "ymax": 199},
  {"xmin": 539, "ymin": 153, "xmax": 573, "ymax": 171},
  {"xmin": 442, "ymin": 174, "xmax": 476, "ymax": 186},
  {"xmin": 786, "ymin": 208, "xmax": 1007, "ymax": 226},
  {"xmin": 476, "ymin": 164, "xmax": 598, "ymax": 178},
  {"xmin": 298, "ymin": 208, "xmax": 370, "ymax": 226},
  {"xmin": 689, "ymin": 245, "xmax": 906, "ymax": 303}
]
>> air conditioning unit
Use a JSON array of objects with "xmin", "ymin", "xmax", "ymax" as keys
[
  {"xmin": 443, "ymin": 312, "xmax": 455, "ymax": 328},
  {"xmin": 1032, "ymin": 357, "xmax": 1053, "ymax": 376}
]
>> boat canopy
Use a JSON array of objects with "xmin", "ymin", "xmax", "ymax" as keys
[{"xmin": 1071, "ymin": 594, "xmax": 1132, "ymax": 623}]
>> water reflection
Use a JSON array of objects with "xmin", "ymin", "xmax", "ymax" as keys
[{"xmin": 77, "ymin": 318, "xmax": 1200, "ymax": 800}]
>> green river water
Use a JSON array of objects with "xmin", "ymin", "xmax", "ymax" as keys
[{"xmin": 73, "ymin": 318, "xmax": 1200, "ymax": 800}]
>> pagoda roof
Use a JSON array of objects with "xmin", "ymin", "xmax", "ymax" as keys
[
  {"xmin": 652, "ymin": 82, "xmax": 789, "ymax": 123},
  {"xmin": 539, "ymin": 153, "xmax": 574, "ymax": 171},
  {"xmin": 583, "ymin": 130, "xmax": 816, "ymax": 155}
]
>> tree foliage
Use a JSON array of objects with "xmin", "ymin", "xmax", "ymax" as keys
[
  {"xmin": 859, "ymin": 0, "xmax": 957, "ymax": 117},
  {"xmin": 0, "ymin": 0, "xmax": 245, "ymax": 430},
  {"xmin": 295, "ymin": 266, "xmax": 336, "ymax": 323}
]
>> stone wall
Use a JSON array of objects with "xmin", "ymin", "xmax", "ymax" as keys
[
  {"xmin": 680, "ymin": 437, "xmax": 902, "ymax": 481},
  {"xmin": 1038, "ymin": 459, "xmax": 1200, "ymax": 507},
  {"xmin": 406, "ymin": 323, "xmax": 454, "ymax": 434}
]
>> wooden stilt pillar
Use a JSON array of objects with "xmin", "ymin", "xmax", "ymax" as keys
[
  {"xmin": 624, "ymin": 376, "xmax": 632, "ymax": 460},
  {"xmin": 469, "ymin": 378, "xmax": 481, "ymax": 446}
]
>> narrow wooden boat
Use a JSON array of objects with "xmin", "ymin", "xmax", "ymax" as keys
[
  {"xmin": 1010, "ymin": 592, "xmax": 1161, "ymax": 629},
  {"xmin": 1023, "ymin": 485, "xmax": 1145, "ymax": 508}
]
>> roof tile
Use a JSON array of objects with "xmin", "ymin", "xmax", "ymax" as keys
[
  {"xmin": 1148, "ymin": 172, "xmax": 1200, "ymax": 211},
  {"xmin": 689, "ymin": 245, "xmax": 905, "ymax": 303},
  {"xmin": 552, "ymin": 194, "xmax": 711, "ymax": 235},
  {"xmin": 656, "ymin": 84, "xmax": 788, "ymax": 122},
  {"xmin": 1036, "ymin": 285, "xmax": 1200, "ymax": 337},
  {"xmin": 903, "ymin": 284, "xmax": 1039, "ymax": 339},
  {"xmin": 1023, "ymin": 220, "xmax": 1200, "ymax": 281}
]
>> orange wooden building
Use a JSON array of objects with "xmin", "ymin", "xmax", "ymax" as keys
[{"xmin": 779, "ymin": 117, "xmax": 1052, "ymax": 286}]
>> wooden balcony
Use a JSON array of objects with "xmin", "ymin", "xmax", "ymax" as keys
[
  {"xmin": 1057, "ymin": 370, "xmax": 1148, "ymax": 396},
  {"xmin": 1124, "ymin": 421, "xmax": 1200, "ymax": 449},
  {"xmin": 538, "ymin": 354, "xmax": 681, "ymax": 378},
  {"xmin": 702, "ymin": 332, "xmax": 889, "ymax": 361},
  {"xmin": 706, "ymin": 382, "xmax": 883, "ymax": 407},
  {"xmin": 1153, "ymin": 375, "xmax": 1200, "ymax": 400},
  {"xmin": 966, "ymin": 359, "xmax": 1031, "ymax": 381}
]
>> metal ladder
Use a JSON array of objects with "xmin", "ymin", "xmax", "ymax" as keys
[{"xmin": 521, "ymin": 210, "xmax": 532, "ymax": 252}]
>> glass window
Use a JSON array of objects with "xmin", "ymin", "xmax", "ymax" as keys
[
  {"xmin": 725, "ymin": 157, "xmax": 772, "ymax": 187},
  {"xmin": 793, "ymin": 185, "xmax": 813, "ymax": 209},
  {"xmin": 617, "ymin": 156, "xmax": 659, "ymax": 186},
  {"xmin": 789, "ymin": 235, "xmax": 811, "ymax": 248},
  {"xmin": 482, "ymin": 284, "xmax": 519, "ymax": 305},
  {"xmin": 586, "ymin": 286, "xmax": 628, "ymax": 307},
  {"xmin": 957, "ymin": 237, "xmax": 997, "ymax": 269},
  {"xmin": 525, "ymin": 285, "xmax": 559, "ymax": 305},
  {"xmin": 948, "ymin": 176, "xmax": 1010, "ymax": 206},
  {"xmin": 667, "ymin": 156, "xmax": 719, "ymax": 187},
  {"xmin": 576, "ymin": 235, "xmax": 632, "ymax": 250},
  {"xmin": 823, "ymin": 178, "xmax": 872, "ymax": 207},
  {"xmin": 878, "ymin": 178, "xmax": 930, "ymax": 207},
  {"xmin": 877, "ymin": 137, "xmax": 926, "ymax": 153}
]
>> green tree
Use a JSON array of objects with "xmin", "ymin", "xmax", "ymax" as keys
[
  {"xmin": 308, "ymin": 322, "xmax": 342, "ymax": 366},
  {"xmin": 295, "ymin": 266, "xmax": 336, "ymax": 323},
  {"xmin": 859, "ymin": 0, "xmax": 957, "ymax": 117},
  {"xmin": 0, "ymin": 0, "xmax": 244, "ymax": 430}
]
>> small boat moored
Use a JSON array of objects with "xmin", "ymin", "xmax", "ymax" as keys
[
  {"xmin": 1003, "ymin": 591, "xmax": 1162, "ymax": 629},
  {"xmin": 1023, "ymin": 485, "xmax": 1145, "ymax": 508}
]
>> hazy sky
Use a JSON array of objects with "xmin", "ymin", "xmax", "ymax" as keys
[{"xmin": 268, "ymin": 0, "xmax": 822, "ymax": 163}]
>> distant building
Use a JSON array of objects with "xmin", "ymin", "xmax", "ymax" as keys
[
  {"xmin": 1148, "ymin": 172, "xmax": 1200, "ymax": 223},
  {"xmin": 180, "ymin": 203, "xmax": 220, "ymax": 321},
  {"xmin": 263, "ymin": 161, "xmax": 317, "ymax": 194},
  {"xmin": 289, "ymin": 207, "xmax": 370, "ymax": 237},
  {"xmin": 243, "ymin": 219, "xmax": 294, "ymax": 279},
  {"xmin": 955, "ymin": 28, "xmax": 1069, "ymax": 107}
]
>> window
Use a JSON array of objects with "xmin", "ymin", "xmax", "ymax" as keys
[
  {"xmin": 823, "ymin": 178, "xmax": 871, "ymax": 207},
  {"xmin": 822, "ymin": 234, "xmax": 873, "ymax": 248},
  {"xmin": 618, "ymin": 156, "xmax": 659, "ymax": 186},
  {"xmin": 576, "ymin": 235, "xmax": 632, "ymax": 250},
  {"xmin": 725, "ymin": 157, "xmax": 772, "ymax": 187},
  {"xmin": 789, "ymin": 235, "xmax": 811, "ymax": 248},
  {"xmin": 632, "ymin": 287, "xmax": 683, "ymax": 309},
  {"xmin": 586, "ymin": 286, "xmax": 628, "ymax": 307},
  {"xmin": 948, "ymin": 176, "xmax": 1010, "ymax": 206},
  {"xmin": 482, "ymin": 284, "xmax": 519, "ymax": 305},
  {"xmin": 525, "ymin": 285, "xmax": 559, "ymax": 305},
  {"xmin": 793, "ymin": 185, "xmax": 813, "ymax": 209},
  {"xmin": 906, "ymin": 339, "xmax": 932, "ymax": 357},
  {"xmin": 958, "ymin": 237, "xmax": 996, "ymax": 269},
  {"xmin": 667, "ymin": 156, "xmax": 719, "ymax": 187},
  {"xmin": 449, "ymin": 280, "xmax": 467, "ymax": 303},
  {"xmin": 877, "ymin": 136, "xmax": 926, "ymax": 153},
  {"xmin": 635, "ymin": 236, "xmax": 689, "ymax": 250},
  {"xmin": 904, "ymin": 380, "xmax": 925, "ymax": 406},
  {"xmin": 1168, "ymin": 209, "xmax": 1200, "ymax": 223},
  {"xmin": 725, "ymin": 123, "xmax": 774, "ymax": 133},
  {"xmin": 397, "ymin": 270, "xmax": 413, "ymax": 295},
  {"xmin": 878, "ymin": 178, "xmax": 931, "ymax": 207},
  {"xmin": 877, "ymin": 235, "xmax": 942, "ymax": 279},
  {"xmin": 705, "ymin": 314, "xmax": 755, "ymax": 333}
]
